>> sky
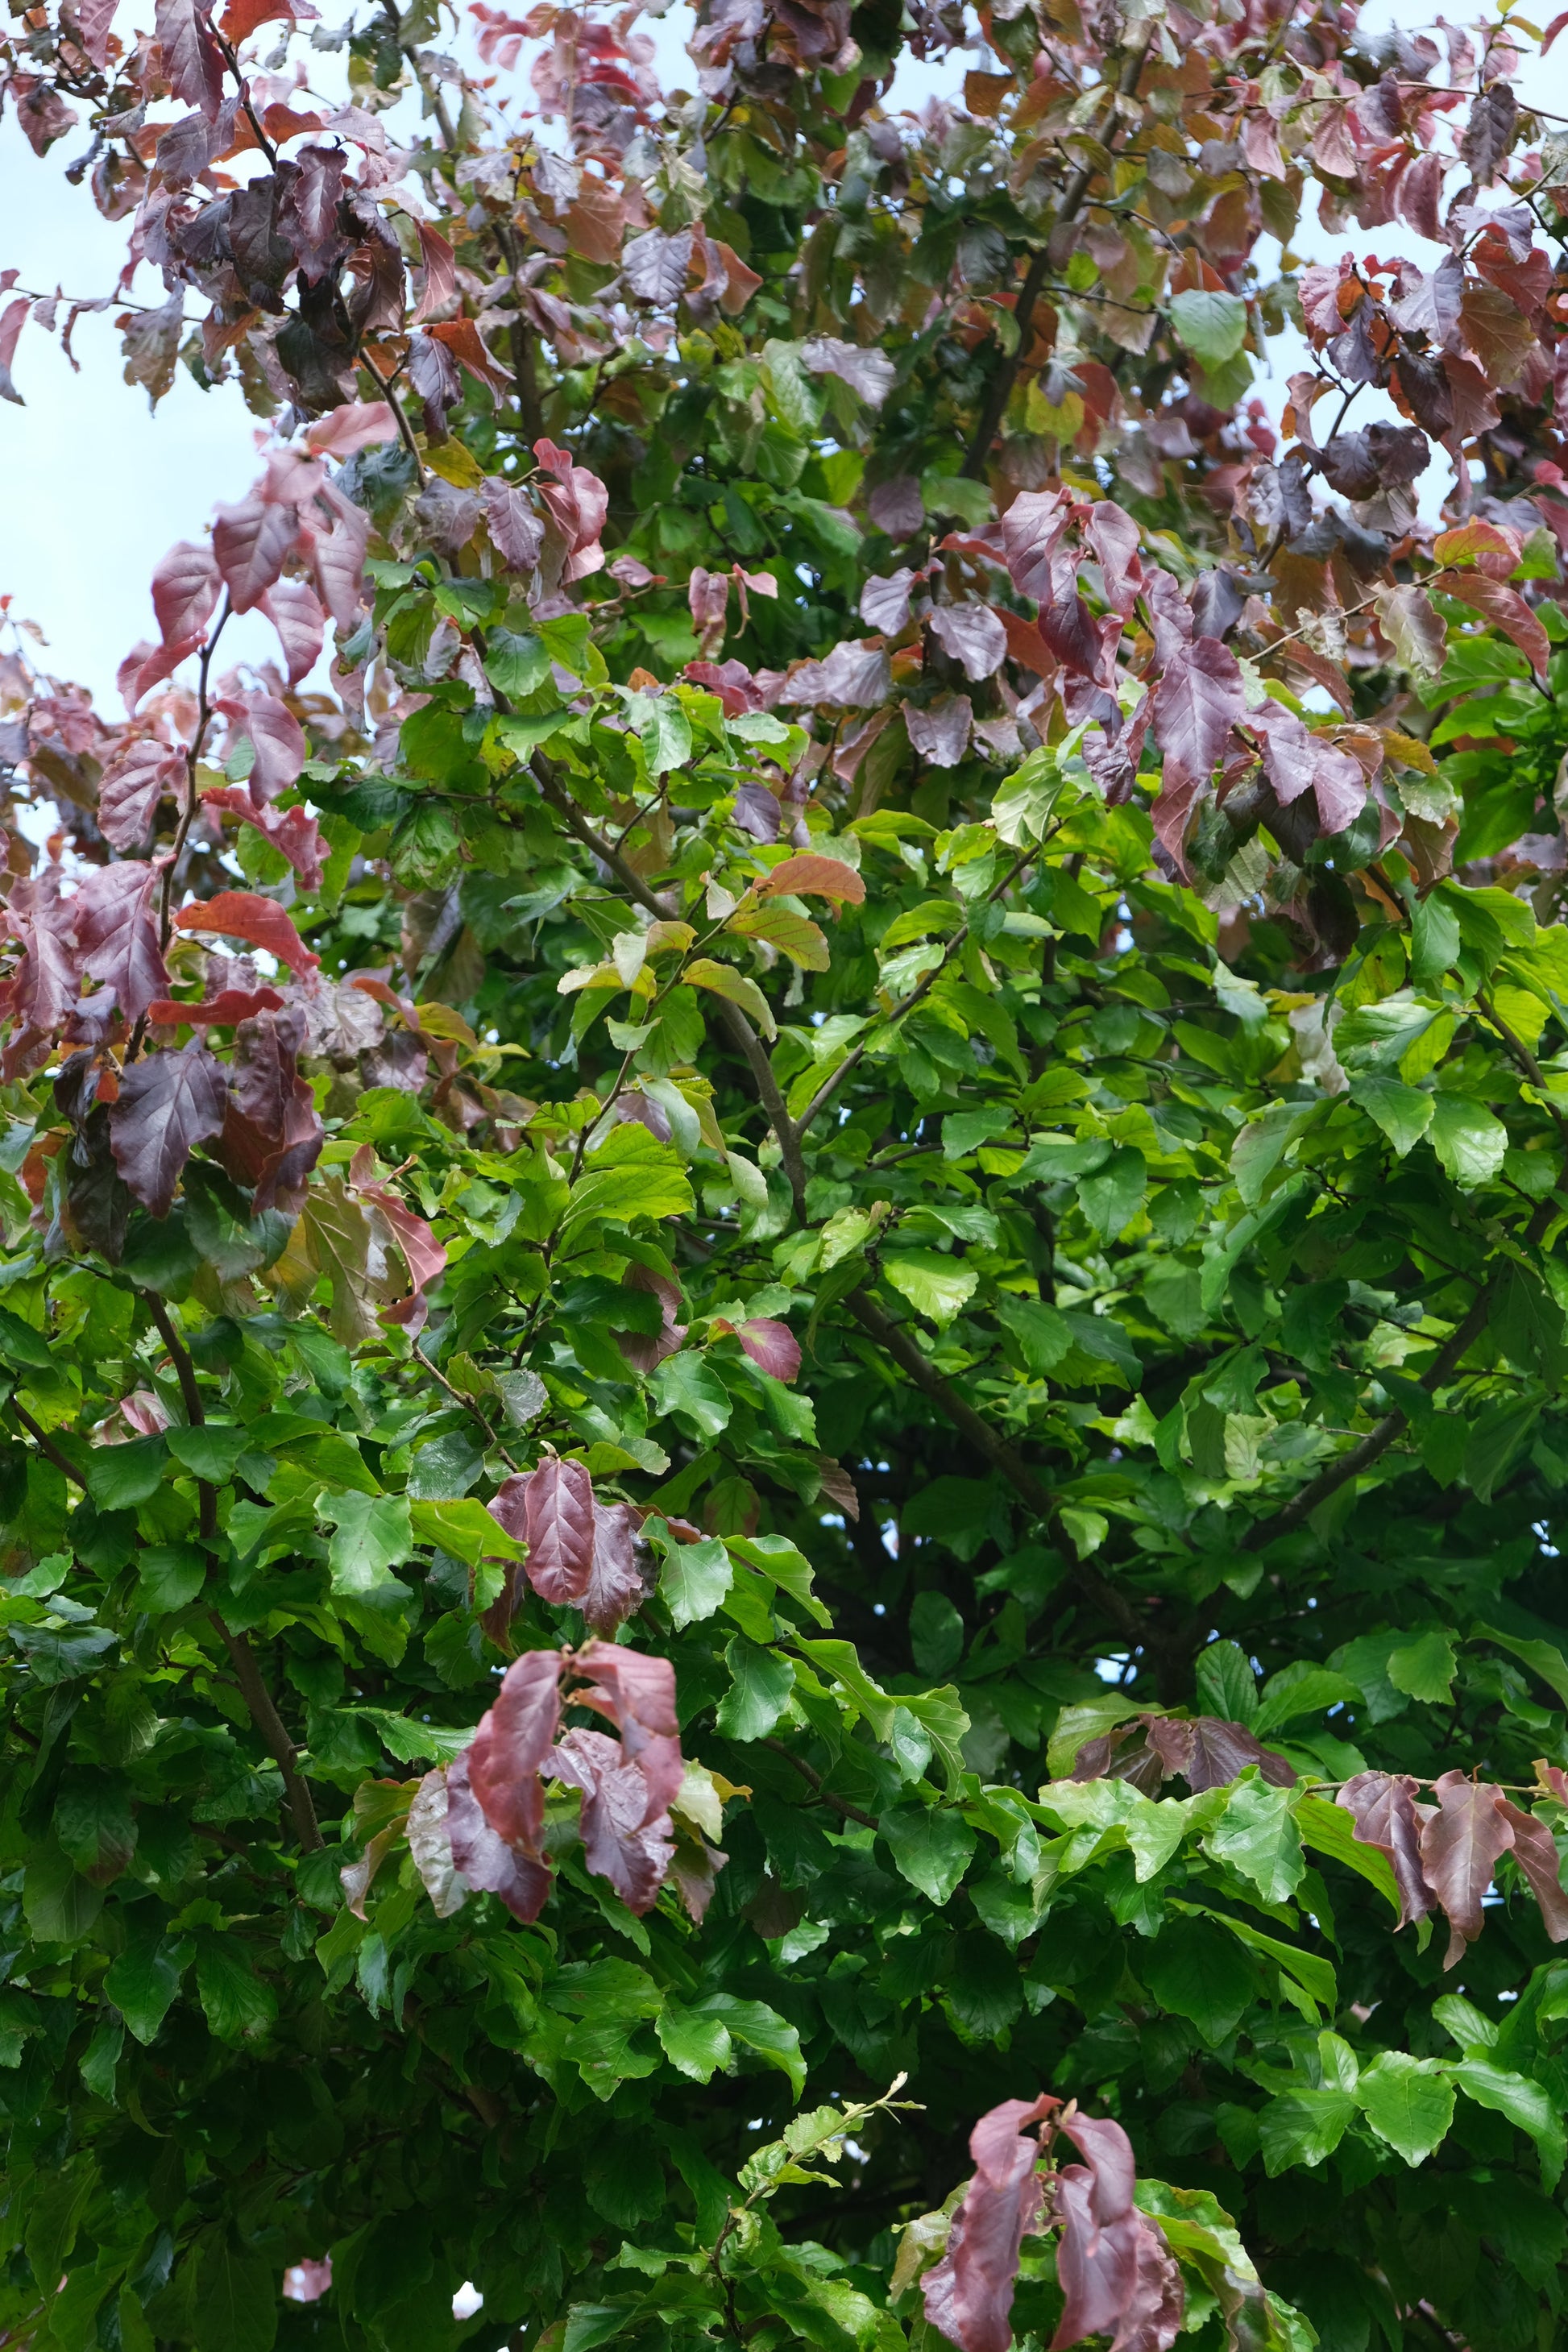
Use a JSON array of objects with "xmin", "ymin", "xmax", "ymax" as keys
[{"xmin": 2, "ymin": 1, "xmax": 1566, "ymax": 704}]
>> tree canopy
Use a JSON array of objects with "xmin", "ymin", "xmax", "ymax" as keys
[{"xmin": 5, "ymin": 2, "xmax": 1568, "ymax": 2350}]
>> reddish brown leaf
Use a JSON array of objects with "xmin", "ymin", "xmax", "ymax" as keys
[
  {"xmin": 202, "ymin": 790, "xmax": 324, "ymax": 890},
  {"xmin": 446, "ymin": 1744, "xmax": 552, "ymax": 1923},
  {"xmin": 548, "ymin": 1724, "xmax": 674, "ymax": 1913},
  {"xmin": 99, "ymin": 738, "xmax": 185, "ymax": 849},
  {"xmin": 1248, "ymin": 703, "xmax": 1367, "ymax": 836},
  {"xmin": 155, "ymin": 0, "xmax": 225, "ymax": 119},
  {"xmin": 347, "ymin": 1143, "xmax": 446, "ymax": 1331},
  {"xmin": 148, "ymin": 985, "xmax": 285, "ymax": 1026},
  {"xmin": 428, "ymin": 316, "xmax": 510, "ymax": 396},
  {"xmin": 1421, "ymin": 1771, "xmax": 1515, "ymax": 1967},
  {"xmin": 1338, "ymin": 1769, "xmax": 1435, "ymax": 1930},
  {"xmin": 467, "ymin": 1648, "xmax": 563, "ymax": 1852},
  {"xmin": 1142, "ymin": 1714, "xmax": 1294, "ymax": 1793},
  {"xmin": 923, "ymin": 2095, "xmax": 1058, "ymax": 2352},
  {"xmin": 570, "ymin": 1638, "xmax": 683, "ymax": 1817},
  {"xmin": 580, "ymin": 1503, "xmax": 647, "ymax": 1636},
  {"xmin": 151, "ymin": 540, "xmax": 220, "ymax": 647},
  {"xmin": 109, "ymin": 1039, "xmax": 230, "ymax": 1215},
  {"xmin": 217, "ymin": 1006, "xmax": 323, "ymax": 1213},
  {"xmin": 497, "ymin": 1457, "xmax": 595, "ymax": 1606},
  {"xmin": 1437, "ymin": 573, "xmax": 1549, "ymax": 678},
  {"xmin": 75, "ymin": 859, "xmax": 171, "ymax": 1022},
  {"xmin": 0, "ymin": 297, "xmax": 27, "ymax": 406},
  {"xmin": 1151, "ymin": 637, "xmax": 1246, "ymax": 797},
  {"xmin": 758, "ymin": 854, "xmax": 865, "ymax": 905},
  {"xmin": 1052, "ymin": 2113, "xmax": 1183, "ymax": 2352},
  {"xmin": 213, "ymin": 490, "xmax": 297, "ymax": 613},
  {"xmin": 172, "ymin": 889, "xmax": 321, "ymax": 973},
  {"xmin": 1497, "ymin": 1799, "xmax": 1568, "ymax": 1942},
  {"xmin": 303, "ymin": 400, "xmax": 396, "ymax": 457},
  {"xmin": 736, "ymin": 1317, "xmax": 802, "ymax": 1383}
]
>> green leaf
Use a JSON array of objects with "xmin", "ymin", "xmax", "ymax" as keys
[
  {"xmin": 135, "ymin": 1542, "xmax": 206, "ymax": 1613},
  {"xmin": 166, "ymin": 1424, "xmax": 250, "ymax": 1482},
  {"xmin": 683, "ymin": 958, "xmax": 778, "ymax": 1042},
  {"xmin": 105, "ymin": 1931, "xmax": 185, "ymax": 2044},
  {"xmin": 1252, "ymin": 1663, "xmax": 1363, "ymax": 1736},
  {"xmin": 1429, "ymin": 1094, "xmax": 1508, "ymax": 1188},
  {"xmin": 715, "ymin": 1638, "xmax": 796, "ymax": 1740},
  {"xmin": 1259, "ymin": 2089, "xmax": 1356, "ymax": 2174},
  {"xmin": 879, "ymin": 1806, "xmax": 977, "ymax": 1903},
  {"xmin": 657, "ymin": 1996, "xmax": 732, "ymax": 2081},
  {"xmin": 193, "ymin": 2235, "xmax": 279, "ymax": 2352},
  {"xmin": 321, "ymin": 1493, "xmax": 414, "ymax": 1596},
  {"xmin": 23, "ymin": 1839, "xmax": 104, "ymax": 1944},
  {"xmin": 705, "ymin": 1995, "xmax": 807, "ymax": 2097},
  {"xmin": 657, "ymin": 1533, "xmax": 734, "ymax": 1627},
  {"xmin": 1141, "ymin": 1916, "xmax": 1259, "ymax": 2044},
  {"xmin": 629, "ymin": 690, "xmax": 694, "ymax": 777},
  {"xmin": 1079, "ymin": 1145, "xmax": 1147, "ymax": 1241},
  {"xmin": 881, "ymin": 1250, "xmax": 978, "ymax": 1328},
  {"xmin": 1355, "ymin": 2051, "xmax": 1455, "ymax": 2165},
  {"xmin": 1205, "ymin": 1777, "xmax": 1305, "ymax": 1904},
  {"xmin": 651, "ymin": 1353, "xmax": 733, "ymax": 1438},
  {"xmin": 1195, "ymin": 1639, "xmax": 1257, "ymax": 1724},
  {"xmin": 1386, "ymin": 1628, "xmax": 1456, "ymax": 1703},
  {"xmin": 84, "ymin": 1435, "xmax": 168, "ymax": 1509},
  {"xmin": 1449, "ymin": 2058, "xmax": 1566, "ymax": 2187},
  {"xmin": 1169, "ymin": 288, "xmax": 1249, "ymax": 367},
  {"xmin": 0, "ymin": 1305, "xmax": 55, "ymax": 1369},
  {"xmin": 409, "ymin": 1497, "xmax": 523, "ymax": 1565},
  {"xmin": 196, "ymin": 1936, "xmax": 279, "ymax": 2042},
  {"xmin": 1350, "ymin": 1074, "xmax": 1434, "ymax": 1156}
]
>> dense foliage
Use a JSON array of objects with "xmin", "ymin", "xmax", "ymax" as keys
[{"xmin": 9, "ymin": 0, "xmax": 1568, "ymax": 2347}]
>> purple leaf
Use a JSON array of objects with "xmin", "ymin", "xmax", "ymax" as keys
[
  {"xmin": 736, "ymin": 1316, "xmax": 802, "ymax": 1383},
  {"xmin": 214, "ymin": 489, "xmax": 298, "ymax": 614},
  {"xmin": 581, "ymin": 1503, "xmax": 647, "ymax": 1636},
  {"xmin": 109, "ymin": 1039, "xmax": 230, "ymax": 1215},
  {"xmin": 1420, "ymin": 1770, "xmax": 1515, "ymax": 1966},
  {"xmin": 1001, "ymin": 487, "xmax": 1071, "ymax": 604},
  {"xmin": 905, "ymin": 694, "xmax": 973, "ymax": 769},
  {"xmin": 923, "ymin": 2095, "xmax": 1057, "ymax": 2352},
  {"xmin": 99, "ymin": 738, "xmax": 185, "ymax": 850},
  {"xmin": 151, "ymin": 539, "xmax": 219, "ymax": 648},
  {"xmin": 467, "ymin": 1648, "xmax": 563, "ymax": 1852},
  {"xmin": 860, "ymin": 568, "xmax": 917, "ymax": 633},
  {"xmin": 488, "ymin": 1457, "xmax": 595, "ymax": 1605},
  {"xmin": 803, "ymin": 335, "xmax": 896, "ymax": 409},
  {"xmin": 1338, "ymin": 1769, "xmax": 1436, "ymax": 1930},
  {"xmin": 549, "ymin": 1724, "xmax": 674, "ymax": 1912},
  {"xmin": 259, "ymin": 577, "xmax": 326, "ymax": 687},
  {"xmin": 74, "ymin": 859, "xmax": 171, "ymax": 1023},
  {"xmin": 929, "ymin": 604, "xmax": 1007, "ymax": 682},
  {"xmin": 446, "ymin": 1744, "xmax": 552, "ymax": 1923},
  {"xmin": 1052, "ymin": 2113, "xmax": 1183, "ymax": 2352},
  {"xmin": 1150, "ymin": 637, "xmax": 1245, "ymax": 794},
  {"xmin": 571, "ymin": 1638, "xmax": 683, "ymax": 1817},
  {"xmin": 1498, "ymin": 1798, "xmax": 1568, "ymax": 1942},
  {"xmin": 481, "ymin": 478, "xmax": 545, "ymax": 573},
  {"xmin": 623, "ymin": 228, "xmax": 693, "ymax": 303}
]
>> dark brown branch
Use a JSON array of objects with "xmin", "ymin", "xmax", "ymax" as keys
[
  {"xmin": 761, "ymin": 1736, "xmax": 879, "ymax": 1830},
  {"xmin": 530, "ymin": 753, "xmax": 808, "ymax": 1211},
  {"xmin": 145, "ymin": 1295, "xmax": 323, "ymax": 1851},
  {"xmin": 845, "ymin": 1287, "xmax": 1140, "ymax": 1642},
  {"xmin": 209, "ymin": 1614, "xmax": 326, "ymax": 1852},
  {"xmin": 10, "ymin": 1400, "xmax": 85, "ymax": 1487},
  {"xmin": 960, "ymin": 28, "xmax": 1151, "ymax": 480}
]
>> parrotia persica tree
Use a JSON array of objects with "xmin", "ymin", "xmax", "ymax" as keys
[{"xmin": 13, "ymin": 0, "xmax": 1568, "ymax": 2349}]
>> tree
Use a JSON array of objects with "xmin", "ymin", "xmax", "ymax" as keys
[{"xmin": 4, "ymin": 0, "xmax": 1568, "ymax": 2346}]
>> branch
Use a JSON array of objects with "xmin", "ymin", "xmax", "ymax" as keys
[
  {"xmin": 844, "ymin": 1286, "xmax": 1140, "ymax": 1642},
  {"xmin": 530, "ymin": 754, "xmax": 807, "ymax": 1211},
  {"xmin": 10, "ymin": 1400, "xmax": 85, "ymax": 1487},
  {"xmin": 761, "ymin": 1736, "xmax": 878, "ymax": 1830},
  {"xmin": 209, "ymin": 1615, "xmax": 326, "ymax": 1852},
  {"xmin": 960, "ymin": 27, "xmax": 1151, "ymax": 480},
  {"xmin": 145, "ymin": 1294, "xmax": 324, "ymax": 1852}
]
